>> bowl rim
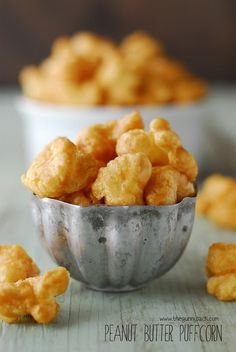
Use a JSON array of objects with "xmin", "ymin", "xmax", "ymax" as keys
[
  {"xmin": 32, "ymin": 193, "xmax": 197, "ymax": 210},
  {"xmin": 16, "ymin": 95, "xmax": 207, "ymax": 114}
]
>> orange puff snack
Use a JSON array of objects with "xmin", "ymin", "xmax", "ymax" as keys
[
  {"xmin": 116, "ymin": 117, "xmax": 181, "ymax": 166},
  {"xmin": 92, "ymin": 153, "xmax": 152, "ymax": 205},
  {"xmin": 21, "ymin": 137, "xmax": 99, "ymax": 198},
  {"xmin": 20, "ymin": 31, "xmax": 207, "ymax": 106},
  {"xmin": 207, "ymin": 243, "xmax": 236, "ymax": 301},
  {"xmin": 0, "ymin": 267, "xmax": 69, "ymax": 323},
  {"xmin": 22, "ymin": 113, "xmax": 197, "ymax": 206},
  {"xmin": 76, "ymin": 111, "xmax": 144, "ymax": 163},
  {"xmin": 197, "ymin": 174, "xmax": 236, "ymax": 230},
  {"xmin": 0, "ymin": 244, "xmax": 70, "ymax": 324},
  {"xmin": 0, "ymin": 245, "xmax": 39, "ymax": 283},
  {"xmin": 144, "ymin": 166, "xmax": 195, "ymax": 206}
]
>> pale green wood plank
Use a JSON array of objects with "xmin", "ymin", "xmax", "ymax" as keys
[{"xmin": 0, "ymin": 88, "xmax": 235, "ymax": 352}]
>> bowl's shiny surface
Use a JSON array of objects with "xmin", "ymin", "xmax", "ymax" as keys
[{"xmin": 32, "ymin": 195, "xmax": 196, "ymax": 291}]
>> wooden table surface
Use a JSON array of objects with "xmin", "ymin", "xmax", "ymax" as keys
[{"xmin": 0, "ymin": 87, "xmax": 236, "ymax": 352}]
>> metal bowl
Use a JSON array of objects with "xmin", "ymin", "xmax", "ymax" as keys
[{"xmin": 32, "ymin": 195, "xmax": 196, "ymax": 292}]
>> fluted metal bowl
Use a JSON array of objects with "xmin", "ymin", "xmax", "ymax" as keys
[{"xmin": 32, "ymin": 195, "xmax": 196, "ymax": 292}]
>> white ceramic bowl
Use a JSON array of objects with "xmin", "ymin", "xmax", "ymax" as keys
[{"xmin": 16, "ymin": 96, "xmax": 209, "ymax": 172}]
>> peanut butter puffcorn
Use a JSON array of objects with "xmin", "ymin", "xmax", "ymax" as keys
[
  {"xmin": 0, "ymin": 245, "xmax": 39, "ymax": 283},
  {"xmin": 0, "ymin": 267, "xmax": 69, "ymax": 323},
  {"xmin": 22, "ymin": 137, "xmax": 98, "ymax": 198},
  {"xmin": 207, "ymin": 243, "xmax": 236, "ymax": 301},
  {"xmin": 92, "ymin": 153, "xmax": 152, "ymax": 205}
]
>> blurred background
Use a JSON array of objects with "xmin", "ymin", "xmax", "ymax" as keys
[
  {"xmin": 0, "ymin": 0, "xmax": 236, "ymax": 181},
  {"xmin": 0, "ymin": 0, "xmax": 236, "ymax": 84}
]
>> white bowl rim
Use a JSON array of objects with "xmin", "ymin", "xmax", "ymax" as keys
[{"xmin": 16, "ymin": 95, "xmax": 207, "ymax": 115}]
